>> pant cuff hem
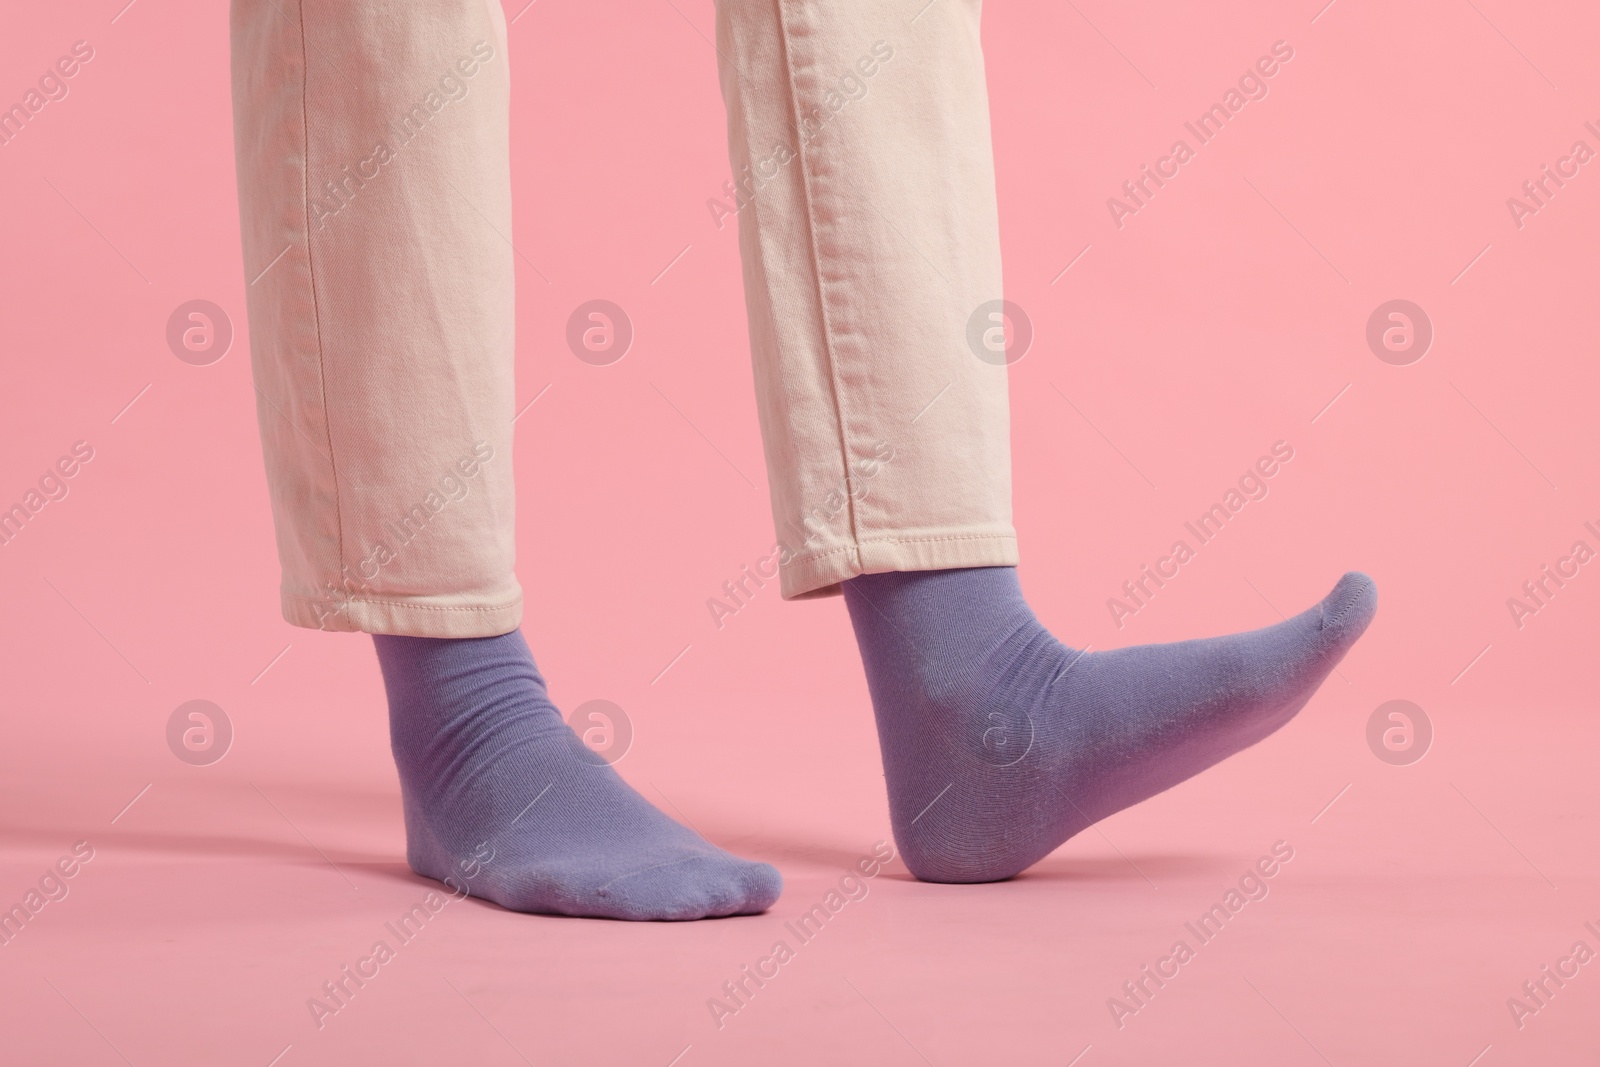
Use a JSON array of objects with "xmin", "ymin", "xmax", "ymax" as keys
[
  {"xmin": 281, "ymin": 592, "xmax": 523, "ymax": 637},
  {"xmin": 780, "ymin": 531, "xmax": 1020, "ymax": 600}
]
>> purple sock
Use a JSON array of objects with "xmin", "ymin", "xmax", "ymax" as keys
[
  {"xmin": 374, "ymin": 629, "xmax": 781, "ymax": 920},
  {"xmin": 843, "ymin": 567, "xmax": 1377, "ymax": 882}
]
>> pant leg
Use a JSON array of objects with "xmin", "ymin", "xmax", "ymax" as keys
[
  {"xmin": 229, "ymin": 0, "xmax": 521, "ymax": 636},
  {"xmin": 714, "ymin": 0, "xmax": 1018, "ymax": 600}
]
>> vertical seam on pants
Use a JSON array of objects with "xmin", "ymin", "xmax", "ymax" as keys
[
  {"xmin": 772, "ymin": 0, "xmax": 861, "ymax": 555},
  {"xmin": 293, "ymin": 0, "xmax": 346, "ymax": 585}
]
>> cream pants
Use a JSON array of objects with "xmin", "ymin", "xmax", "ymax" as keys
[{"xmin": 230, "ymin": 0, "xmax": 1017, "ymax": 637}]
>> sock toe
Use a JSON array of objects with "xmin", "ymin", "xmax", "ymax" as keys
[
  {"xmin": 687, "ymin": 856, "xmax": 783, "ymax": 919},
  {"xmin": 593, "ymin": 853, "xmax": 778, "ymax": 921},
  {"xmin": 1320, "ymin": 571, "xmax": 1378, "ymax": 644},
  {"xmin": 735, "ymin": 859, "xmax": 784, "ymax": 914}
]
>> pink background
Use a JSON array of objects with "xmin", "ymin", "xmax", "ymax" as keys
[{"xmin": 2, "ymin": 0, "xmax": 1598, "ymax": 1063}]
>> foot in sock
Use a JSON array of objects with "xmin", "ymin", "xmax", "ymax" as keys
[
  {"xmin": 842, "ymin": 567, "xmax": 1377, "ymax": 883},
  {"xmin": 373, "ymin": 630, "xmax": 782, "ymax": 920}
]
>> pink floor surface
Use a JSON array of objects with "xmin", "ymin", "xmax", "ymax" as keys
[
  {"xmin": 4, "ymin": 0, "xmax": 1600, "ymax": 1063},
  {"xmin": 3, "ymin": 693, "xmax": 1597, "ymax": 1065}
]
